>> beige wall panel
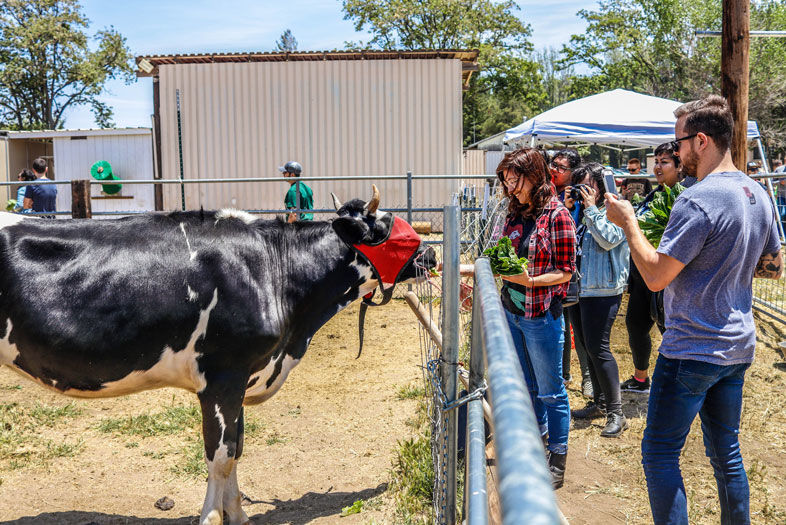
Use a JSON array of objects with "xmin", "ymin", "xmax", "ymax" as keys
[{"xmin": 158, "ymin": 59, "xmax": 462, "ymax": 216}]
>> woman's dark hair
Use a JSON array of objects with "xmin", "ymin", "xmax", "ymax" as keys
[
  {"xmin": 653, "ymin": 142, "xmax": 681, "ymax": 167},
  {"xmin": 496, "ymin": 147, "xmax": 554, "ymax": 218},
  {"xmin": 571, "ymin": 162, "xmax": 607, "ymax": 208},
  {"xmin": 18, "ymin": 169, "xmax": 36, "ymax": 182}
]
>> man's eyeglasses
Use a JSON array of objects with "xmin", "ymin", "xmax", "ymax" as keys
[
  {"xmin": 670, "ymin": 132, "xmax": 707, "ymax": 152},
  {"xmin": 550, "ymin": 162, "xmax": 571, "ymax": 174}
]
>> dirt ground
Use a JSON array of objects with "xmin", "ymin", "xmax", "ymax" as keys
[
  {"xmin": 0, "ymin": 296, "xmax": 785, "ymax": 524},
  {"xmin": 557, "ymin": 296, "xmax": 786, "ymax": 524},
  {"xmin": 0, "ymin": 301, "xmax": 421, "ymax": 524}
]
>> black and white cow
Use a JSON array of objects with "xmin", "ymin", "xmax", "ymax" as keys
[{"xmin": 0, "ymin": 187, "xmax": 435, "ymax": 525}]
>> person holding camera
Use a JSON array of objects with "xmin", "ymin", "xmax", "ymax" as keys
[
  {"xmin": 495, "ymin": 147, "xmax": 576, "ymax": 488},
  {"xmin": 568, "ymin": 163, "xmax": 630, "ymax": 438},
  {"xmin": 562, "ymin": 178, "xmax": 594, "ymax": 399}
]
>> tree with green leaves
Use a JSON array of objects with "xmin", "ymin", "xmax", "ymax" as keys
[
  {"xmin": 0, "ymin": 0, "xmax": 133, "ymax": 130},
  {"xmin": 342, "ymin": 0, "xmax": 546, "ymax": 145},
  {"xmin": 275, "ymin": 29, "xmax": 298, "ymax": 52},
  {"xmin": 561, "ymin": 0, "xmax": 786, "ymax": 154}
]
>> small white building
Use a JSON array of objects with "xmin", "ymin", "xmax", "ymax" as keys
[{"xmin": 0, "ymin": 128, "xmax": 155, "ymax": 215}]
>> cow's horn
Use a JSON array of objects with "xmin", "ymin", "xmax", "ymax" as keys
[
  {"xmin": 331, "ymin": 192, "xmax": 343, "ymax": 211},
  {"xmin": 364, "ymin": 185, "xmax": 380, "ymax": 214}
]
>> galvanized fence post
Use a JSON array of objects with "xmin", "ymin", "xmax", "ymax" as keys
[
  {"xmin": 466, "ymin": 297, "xmax": 488, "ymax": 525},
  {"xmin": 441, "ymin": 205, "xmax": 460, "ymax": 524},
  {"xmin": 407, "ymin": 170, "xmax": 413, "ymax": 292},
  {"xmin": 407, "ymin": 170, "xmax": 413, "ymax": 225},
  {"xmin": 474, "ymin": 257, "xmax": 561, "ymax": 524}
]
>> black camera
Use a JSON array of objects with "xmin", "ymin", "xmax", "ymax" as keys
[{"xmin": 569, "ymin": 184, "xmax": 589, "ymax": 201}]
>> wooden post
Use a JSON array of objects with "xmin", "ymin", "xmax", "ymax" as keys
[
  {"xmin": 721, "ymin": 0, "xmax": 750, "ymax": 170},
  {"xmin": 71, "ymin": 180, "xmax": 92, "ymax": 219}
]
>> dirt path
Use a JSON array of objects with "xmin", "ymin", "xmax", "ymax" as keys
[{"xmin": 0, "ymin": 301, "xmax": 421, "ymax": 524}]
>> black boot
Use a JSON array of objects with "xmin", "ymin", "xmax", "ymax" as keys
[
  {"xmin": 548, "ymin": 452, "xmax": 567, "ymax": 489},
  {"xmin": 600, "ymin": 411, "xmax": 628, "ymax": 438},
  {"xmin": 572, "ymin": 400, "xmax": 605, "ymax": 419}
]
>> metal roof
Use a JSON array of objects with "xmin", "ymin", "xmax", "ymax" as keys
[
  {"xmin": 0, "ymin": 128, "xmax": 152, "ymax": 139},
  {"xmin": 136, "ymin": 49, "xmax": 480, "ymax": 86}
]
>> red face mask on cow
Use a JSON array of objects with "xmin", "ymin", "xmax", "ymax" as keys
[{"xmin": 352, "ymin": 215, "xmax": 422, "ymax": 293}]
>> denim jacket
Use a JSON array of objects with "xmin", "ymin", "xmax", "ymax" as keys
[{"xmin": 579, "ymin": 205, "xmax": 630, "ymax": 297}]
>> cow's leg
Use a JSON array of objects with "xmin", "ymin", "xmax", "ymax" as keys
[
  {"xmin": 222, "ymin": 408, "xmax": 249, "ymax": 524},
  {"xmin": 198, "ymin": 382, "xmax": 248, "ymax": 525}
]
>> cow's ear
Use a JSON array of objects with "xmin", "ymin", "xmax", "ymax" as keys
[{"xmin": 332, "ymin": 217, "xmax": 369, "ymax": 245}]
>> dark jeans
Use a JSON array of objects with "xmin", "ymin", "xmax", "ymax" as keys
[
  {"xmin": 562, "ymin": 312, "xmax": 571, "ymax": 380},
  {"xmin": 642, "ymin": 355, "xmax": 750, "ymax": 525},
  {"xmin": 572, "ymin": 295, "xmax": 623, "ymax": 414},
  {"xmin": 626, "ymin": 263, "xmax": 660, "ymax": 372}
]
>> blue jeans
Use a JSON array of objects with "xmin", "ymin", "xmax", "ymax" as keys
[
  {"xmin": 505, "ymin": 308, "xmax": 570, "ymax": 454},
  {"xmin": 642, "ymin": 355, "xmax": 751, "ymax": 525}
]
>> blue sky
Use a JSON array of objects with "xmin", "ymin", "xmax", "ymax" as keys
[{"xmin": 65, "ymin": 0, "xmax": 595, "ymax": 128}]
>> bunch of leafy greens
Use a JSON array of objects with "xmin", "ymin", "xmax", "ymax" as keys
[
  {"xmin": 483, "ymin": 236, "xmax": 528, "ymax": 275},
  {"xmin": 638, "ymin": 183, "xmax": 686, "ymax": 248}
]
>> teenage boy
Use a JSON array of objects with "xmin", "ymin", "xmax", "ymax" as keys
[
  {"xmin": 24, "ymin": 157, "xmax": 57, "ymax": 217},
  {"xmin": 280, "ymin": 161, "xmax": 313, "ymax": 222}
]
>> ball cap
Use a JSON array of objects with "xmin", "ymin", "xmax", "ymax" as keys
[
  {"xmin": 747, "ymin": 161, "xmax": 760, "ymax": 170},
  {"xmin": 278, "ymin": 161, "xmax": 302, "ymax": 175}
]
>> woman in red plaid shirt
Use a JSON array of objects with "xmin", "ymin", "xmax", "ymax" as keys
[{"xmin": 496, "ymin": 148, "xmax": 576, "ymax": 489}]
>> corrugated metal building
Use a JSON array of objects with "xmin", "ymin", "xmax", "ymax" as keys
[
  {"xmin": 0, "ymin": 128, "xmax": 155, "ymax": 214},
  {"xmin": 137, "ymin": 50, "xmax": 479, "ymax": 213}
]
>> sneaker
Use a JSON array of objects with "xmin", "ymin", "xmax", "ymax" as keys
[
  {"xmin": 620, "ymin": 375, "xmax": 651, "ymax": 393},
  {"xmin": 572, "ymin": 401, "xmax": 605, "ymax": 420},
  {"xmin": 581, "ymin": 377, "xmax": 594, "ymax": 399}
]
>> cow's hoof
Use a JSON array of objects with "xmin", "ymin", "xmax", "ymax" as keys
[{"xmin": 201, "ymin": 509, "xmax": 222, "ymax": 525}]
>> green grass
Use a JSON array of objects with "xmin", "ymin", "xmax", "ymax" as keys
[
  {"xmin": 390, "ymin": 434, "xmax": 434, "ymax": 521},
  {"xmin": 265, "ymin": 431, "xmax": 289, "ymax": 446},
  {"xmin": 0, "ymin": 401, "xmax": 85, "ymax": 468},
  {"xmin": 98, "ymin": 404, "xmax": 201, "ymax": 437},
  {"xmin": 169, "ymin": 439, "xmax": 208, "ymax": 479},
  {"xmin": 397, "ymin": 384, "xmax": 426, "ymax": 400}
]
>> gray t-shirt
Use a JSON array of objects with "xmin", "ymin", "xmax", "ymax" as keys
[{"xmin": 657, "ymin": 171, "xmax": 780, "ymax": 365}]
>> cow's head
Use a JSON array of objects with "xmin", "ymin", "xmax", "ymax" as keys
[{"xmin": 331, "ymin": 185, "xmax": 436, "ymax": 286}]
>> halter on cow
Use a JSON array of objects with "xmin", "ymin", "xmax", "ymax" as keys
[{"xmin": 331, "ymin": 186, "xmax": 426, "ymax": 356}]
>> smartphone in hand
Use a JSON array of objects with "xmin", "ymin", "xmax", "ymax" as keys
[{"xmin": 603, "ymin": 169, "xmax": 619, "ymax": 196}]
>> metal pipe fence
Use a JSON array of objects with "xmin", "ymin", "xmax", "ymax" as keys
[
  {"xmin": 0, "ymin": 173, "xmax": 492, "ymax": 222},
  {"xmin": 466, "ymin": 258, "xmax": 562, "ymax": 524}
]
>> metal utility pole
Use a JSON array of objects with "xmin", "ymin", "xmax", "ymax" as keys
[{"xmin": 721, "ymin": 0, "xmax": 750, "ymax": 171}]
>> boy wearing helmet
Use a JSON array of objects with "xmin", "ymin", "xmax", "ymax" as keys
[{"xmin": 280, "ymin": 161, "xmax": 313, "ymax": 222}]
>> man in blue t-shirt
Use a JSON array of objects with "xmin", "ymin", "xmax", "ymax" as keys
[
  {"xmin": 24, "ymin": 157, "xmax": 57, "ymax": 217},
  {"xmin": 605, "ymin": 95, "xmax": 782, "ymax": 525}
]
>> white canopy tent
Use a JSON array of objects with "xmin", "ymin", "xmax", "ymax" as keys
[
  {"xmin": 504, "ymin": 89, "xmax": 782, "ymax": 240},
  {"xmin": 504, "ymin": 89, "xmax": 760, "ymax": 148}
]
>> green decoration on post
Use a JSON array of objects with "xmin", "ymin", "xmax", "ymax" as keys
[{"xmin": 90, "ymin": 160, "xmax": 122, "ymax": 195}]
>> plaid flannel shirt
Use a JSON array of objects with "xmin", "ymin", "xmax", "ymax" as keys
[{"xmin": 502, "ymin": 196, "xmax": 576, "ymax": 318}]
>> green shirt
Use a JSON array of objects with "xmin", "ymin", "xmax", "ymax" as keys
[{"xmin": 284, "ymin": 181, "xmax": 314, "ymax": 220}]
